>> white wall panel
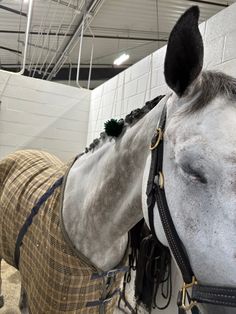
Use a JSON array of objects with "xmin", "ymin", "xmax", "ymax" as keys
[
  {"xmin": 223, "ymin": 29, "xmax": 236, "ymax": 62},
  {"xmin": 0, "ymin": 70, "xmax": 91, "ymax": 161},
  {"xmin": 205, "ymin": 3, "xmax": 236, "ymax": 43},
  {"xmin": 204, "ymin": 35, "xmax": 225, "ymax": 69}
]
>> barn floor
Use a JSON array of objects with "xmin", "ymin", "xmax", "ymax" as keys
[
  {"xmin": 0, "ymin": 261, "xmax": 134, "ymax": 314},
  {"xmin": 0, "ymin": 262, "xmax": 20, "ymax": 314}
]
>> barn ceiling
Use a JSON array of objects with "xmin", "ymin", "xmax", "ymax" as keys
[{"xmin": 0, "ymin": 0, "xmax": 235, "ymax": 88}]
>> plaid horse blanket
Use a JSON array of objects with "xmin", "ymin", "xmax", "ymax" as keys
[{"xmin": 0, "ymin": 150, "xmax": 125, "ymax": 313}]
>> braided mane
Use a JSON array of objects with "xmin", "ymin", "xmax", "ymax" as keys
[{"xmin": 85, "ymin": 95, "xmax": 165, "ymax": 153}]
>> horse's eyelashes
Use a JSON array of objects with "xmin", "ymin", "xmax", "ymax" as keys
[
  {"xmin": 192, "ymin": 173, "xmax": 207, "ymax": 184},
  {"xmin": 180, "ymin": 164, "xmax": 207, "ymax": 184}
]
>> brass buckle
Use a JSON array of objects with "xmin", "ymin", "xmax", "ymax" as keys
[
  {"xmin": 150, "ymin": 128, "xmax": 163, "ymax": 150},
  {"xmin": 180, "ymin": 277, "xmax": 198, "ymax": 311},
  {"xmin": 158, "ymin": 172, "xmax": 164, "ymax": 189}
]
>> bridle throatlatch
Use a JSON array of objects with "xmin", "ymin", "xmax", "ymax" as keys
[{"xmin": 146, "ymin": 105, "xmax": 236, "ymax": 313}]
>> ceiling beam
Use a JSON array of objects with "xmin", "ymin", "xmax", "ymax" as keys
[
  {"xmin": 53, "ymin": 66, "xmax": 126, "ymax": 81},
  {"xmin": 1, "ymin": 66, "xmax": 127, "ymax": 81},
  {"xmin": 0, "ymin": 46, "xmax": 21, "ymax": 54},
  {"xmin": 84, "ymin": 34, "xmax": 167, "ymax": 42},
  {"xmin": 187, "ymin": 0, "xmax": 228, "ymax": 7},
  {"xmin": 0, "ymin": 30, "xmax": 72, "ymax": 36},
  {"xmin": 0, "ymin": 30, "xmax": 167, "ymax": 42},
  {"xmin": 0, "ymin": 4, "xmax": 27, "ymax": 17}
]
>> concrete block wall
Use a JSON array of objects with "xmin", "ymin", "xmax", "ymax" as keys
[
  {"xmin": 0, "ymin": 70, "xmax": 91, "ymax": 161},
  {"xmin": 87, "ymin": 3, "xmax": 236, "ymax": 314},
  {"xmin": 87, "ymin": 47, "xmax": 169, "ymax": 145},
  {"xmin": 87, "ymin": 3, "xmax": 236, "ymax": 146}
]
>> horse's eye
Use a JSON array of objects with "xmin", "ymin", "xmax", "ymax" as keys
[{"xmin": 180, "ymin": 164, "xmax": 207, "ymax": 184}]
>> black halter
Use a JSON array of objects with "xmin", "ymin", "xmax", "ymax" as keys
[{"xmin": 146, "ymin": 105, "xmax": 236, "ymax": 313}]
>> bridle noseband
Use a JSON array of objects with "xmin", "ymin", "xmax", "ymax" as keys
[{"xmin": 146, "ymin": 105, "xmax": 236, "ymax": 313}]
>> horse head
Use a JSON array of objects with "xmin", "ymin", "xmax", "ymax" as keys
[{"xmin": 142, "ymin": 6, "xmax": 236, "ymax": 314}]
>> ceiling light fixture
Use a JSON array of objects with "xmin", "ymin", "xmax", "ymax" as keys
[{"xmin": 113, "ymin": 53, "xmax": 130, "ymax": 66}]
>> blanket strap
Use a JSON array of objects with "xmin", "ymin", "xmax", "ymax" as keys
[
  {"xmin": 86, "ymin": 288, "xmax": 121, "ymax": 308},
  {"xmin": 91, "ymin": 266, "xmax": 129, "ymax": 279},
  {"xmin": 14, "ymin": 176, "xmax": 64, "ymax": 269}
]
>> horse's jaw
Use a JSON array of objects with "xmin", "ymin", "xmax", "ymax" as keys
[{"xmin": 142, "ymin": 154, "xmax": 169, "ymax": 247}]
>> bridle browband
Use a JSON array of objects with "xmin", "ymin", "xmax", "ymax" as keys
[{"xmin": 146, "ymin": 105, "xmax": 236, "ymax": 313}]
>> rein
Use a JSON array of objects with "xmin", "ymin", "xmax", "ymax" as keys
[{"xmin": 146, "ymin": 105, "xmax": 236, "ymax": 313}]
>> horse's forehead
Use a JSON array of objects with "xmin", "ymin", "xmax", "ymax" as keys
[{"xmin": 169, "ymin": 96, "xmax": 236, "ymax": 146}]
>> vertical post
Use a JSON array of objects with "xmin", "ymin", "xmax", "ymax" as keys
[
  {"xmin": 18, "ymin": 0, "xmax": 34, "ymax": 75},
  {"xmin": 68, "ymin": 61, "xmax": 72, "ymax": 85},
  {"xmin": 76, "ymin": 18, "xmax": 85, "ymax": 88},
  {"xmin": 87, "ymin": 27, "xmax": 94, "ymax": 89}
]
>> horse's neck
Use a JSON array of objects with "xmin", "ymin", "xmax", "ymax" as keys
[{"xmin": 62, "ymin": 96, "xmax": 167, "ymax": 270}]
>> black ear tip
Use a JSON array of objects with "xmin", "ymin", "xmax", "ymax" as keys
[
  {"xmin": 172, "ymin": 6, "xmax": 200, "ymax": 29},
  {"xmin": 164, "ymin": 5, "xmax": 203, "ymax": 97},
  {"xmin": 184, "ymin": 6, "xmax": 200, "ymax": 20}
]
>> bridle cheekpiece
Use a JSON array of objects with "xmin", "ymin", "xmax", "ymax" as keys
[{"xmin": 146, "ymin": 104, "xmax": 236, "ymax": 313}]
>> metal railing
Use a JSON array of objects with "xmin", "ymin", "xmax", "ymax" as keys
[{"xmin": 0, "ymin": 0, "xmax": 105, "ymax": 89}]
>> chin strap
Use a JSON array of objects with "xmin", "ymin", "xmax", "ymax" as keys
[{"xmin": 146, "ymin": 104, "xmax": 236, "ymax": 313}]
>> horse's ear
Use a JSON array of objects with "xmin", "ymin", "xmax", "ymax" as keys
[{"xmin": 164, "ymin": 6, "xmax": 203, "ymax": 97}]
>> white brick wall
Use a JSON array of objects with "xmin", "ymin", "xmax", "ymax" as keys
[
  {"xmin": 0, "ymin": 70, "xmax": 91, "ymax": 161},
  {"xmin": 87, "ymin": 3, "xmax": 236, "ymax": 314},
  {"xmin": 87, "ymin": 3, "xmax": 236, "ymax": 147}
]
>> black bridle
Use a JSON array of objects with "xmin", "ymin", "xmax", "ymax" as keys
[{"xmin": 146, "ymin": 105, "xmax": 236, "ymax": 313}]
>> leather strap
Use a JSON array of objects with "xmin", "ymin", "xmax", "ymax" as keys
[
  {"xmin": 192, "ymin": 284, "xmax": 236, "ymax": 307},
  {"xmin": 91, "ymin": 266, "xmax": 130, "ymax": 280},
  {"xmin": 146, "ymin": 106, "xmax": 197, "ymax": 313},
  {"xmin": 14, "ymin": 176, "xmax": 63, "ymax": 269},
  {"xmin": 146, "ymin": 105, "xmax": 194, "ymax": 284}
]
